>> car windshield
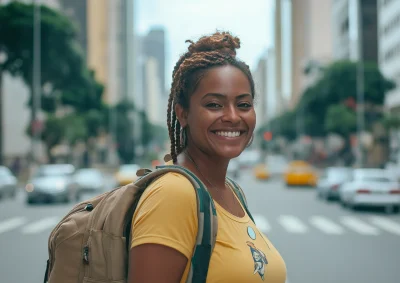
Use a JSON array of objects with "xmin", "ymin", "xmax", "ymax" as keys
[
  {"xmin": 75, "ymin": 170, "xmax": 101, "ymax": 179},
  {"xmin": 359, "ymin": 176, "xmax": 392, "ymax": 182},
  {"xmin": 327, "ymin": 169, "xmax": 352, "ymax": 179},
  {"xmin": 0, "ymin": 167, "xmax": 11, "ymax": 177},
  {"xmin": 34, "ymin": 165, "xmax": 74, "ymax": 178}
]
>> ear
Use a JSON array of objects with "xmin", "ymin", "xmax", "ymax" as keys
[{"xmin": 174, "ymin": 104, "xmax": 188, "ymax": 128}]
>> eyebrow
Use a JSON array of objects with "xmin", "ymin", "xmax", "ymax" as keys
[{"xmin": 202, "ymin": 93, "xmax": 252, "ymax": 100}]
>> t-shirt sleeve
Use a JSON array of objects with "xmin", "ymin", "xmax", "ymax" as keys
[{"xmin": 130, "ymin": 172, "xmax": 198, "ymax": 260}]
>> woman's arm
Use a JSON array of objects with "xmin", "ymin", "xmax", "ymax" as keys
[{"xmin": 128, "ymin": 243, "xmax": 188, "ymax": 283}]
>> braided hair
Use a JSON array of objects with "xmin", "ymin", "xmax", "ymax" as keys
[{"xmin": 167, "ymin": 31, "xmax": 256, "ymax": 163}]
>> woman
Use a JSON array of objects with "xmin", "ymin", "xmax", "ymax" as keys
[{"xmin": 128, "ymin": 31, "xmax": 286, "ymax": 283}]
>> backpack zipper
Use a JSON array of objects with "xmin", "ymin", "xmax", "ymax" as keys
[{"xmin": 47, "ymin": 201, "xmax": 96, "ymax": 275}]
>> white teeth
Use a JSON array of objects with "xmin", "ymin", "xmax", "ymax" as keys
[{"xmin": 215, "ymin": 131, "xmax": 240, "ymax": 137}]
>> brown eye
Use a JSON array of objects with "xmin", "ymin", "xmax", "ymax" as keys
[
  {"xmin": 206, "ymin": 102, "xmax": 222, "ymax": 109},
  {"xmin": 238, "ymin": 102, "xmax": 252, "ymax": 108}
]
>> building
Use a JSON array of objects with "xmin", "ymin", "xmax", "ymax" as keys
[
  {"xmin": 0, "ymin": 0, "xmax": 136, "ymax": 162},
  {"xmin": 0, "ymin": 0, "xmax": 61, "ymax": 162},
  {"xmin": 270, "ymin": 0, "xmax": 333, "ymax": 111},
  {"xmin": 138, "ymin": 27, "xmax": 166, "ymax": 127},
  {"xmin": 332, "ymin": 0, "xmax": 378, "ymax": 63},
  {"xmin": 378, "ymin": 0, "xmax": 400, "ymax": 114},
  {"xmin": 253, "ymin": 53, "xmax": 268, "ymax": 126}
]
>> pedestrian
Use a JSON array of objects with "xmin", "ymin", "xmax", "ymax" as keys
[{"xmin": 128, "ymin": 31, "xmax": 287, "ymax": 282}]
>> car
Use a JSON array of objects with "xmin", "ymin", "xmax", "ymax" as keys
[
  {"xmin": 0, "ymin": 166, "xmax": 18, "ymax": 200},
  {"xmin": 73, "ymin": 168, "xmax": 105, "ymax": 193},
  {"xmin": 265, "ymin": 154, "xmax": 288, "ymax": 177},
  {"xmin": 316, "ymin": 167, "xmax": 353, "ymax": 201},
  {"xmin": 253, "ymin": 164, "xmax": 270, "ymax": 180},
  {"xmin": 338, "ymin": 168, "xmax": 400, "ymax": 213},
  {"xmin": 115, "ymin": 164, "xmax": 140, "ymax": 186},
  {"xmin": 284, "ymin": 160, "xmax": 318, "ymax": 187},
  {"xmin": 25, "ymin": 164, "xmax": 79, "ymax": 204}
]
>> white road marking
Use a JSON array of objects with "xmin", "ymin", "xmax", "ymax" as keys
[
  {"xmin": 253, "ymin": 214, "xmax": 270, "ymax": 233},
  {"xmin": 310, "ymin": 216, "xmax": 345, "ymax": 235},
  {"xmin": 0, "ymin": 217, "xmax": 27, "ymax": 234},
  {"xmin": 21, "ymin": 217, "xmax": 59, "ymax": 235},
  {"xmin": 279, "ymin": 215, "xmax": 308, "ymax": 234},
  {"xmin": 341, "ymin": 216, "xmax": 380, "ymax": 235},
  {"xmin": 369, "ymin": 217, "xmax": 400, "ymax": 236}
]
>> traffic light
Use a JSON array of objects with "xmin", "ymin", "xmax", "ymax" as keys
[{"xmin": 263, "ymin": 131, "xmax": 272, "ymax": 141}]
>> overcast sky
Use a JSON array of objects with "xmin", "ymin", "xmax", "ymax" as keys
[{"xmin": 135, "ymin": 0, "xmax": 273, "ymax": 87}]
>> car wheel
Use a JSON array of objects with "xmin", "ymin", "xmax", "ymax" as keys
[{"xmin": 26, "ymin": 197, "xmax": 36, "ymax": 205}]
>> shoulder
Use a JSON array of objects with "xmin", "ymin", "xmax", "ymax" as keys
[
  {"xmin": 141, "ymin": 171, "xmax": 197, "ymax": 201},
  {"xmin": 133, "ymin": 172, "xmax": 198, "ymax": 218}
]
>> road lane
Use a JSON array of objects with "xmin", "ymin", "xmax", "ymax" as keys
[{"xmin": 0, "ymin": 171, "xmax": 399, "ymax": 283}]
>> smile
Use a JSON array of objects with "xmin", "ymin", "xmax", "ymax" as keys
[{"xmin": 213, "ymin": 131, "xmax": 243, "ymax": 138}]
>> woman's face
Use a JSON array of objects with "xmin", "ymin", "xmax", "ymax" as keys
[{"xmin": 176, "ymin": 65, "xmax": 256, "ymax": 159}]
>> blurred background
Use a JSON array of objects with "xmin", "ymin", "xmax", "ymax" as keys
[{"xmin": 0, "ymin": 0, "xmax": 400, "ymax": 283}]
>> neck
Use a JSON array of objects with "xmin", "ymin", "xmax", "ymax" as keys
[{"xmin": 178, "ymin": 147, "xmax": 229, "ymax": 189}]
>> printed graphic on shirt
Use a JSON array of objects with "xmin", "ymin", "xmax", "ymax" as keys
[
  {"xmin": 247, "ymin": 226, "xmax": 257, "ymax": 240},
  {"xmin": 247, "ymin": 241, "xmax": 268, "ymax": 281}
]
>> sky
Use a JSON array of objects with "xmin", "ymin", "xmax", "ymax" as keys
[{"xmin": 135, "ymin": 0, "xmax": 273, "ymax": 88}]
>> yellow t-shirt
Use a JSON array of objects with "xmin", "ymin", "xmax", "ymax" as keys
[{"xmin": 131, "ymin": 172, "xmax": 287, "ymax": 282}]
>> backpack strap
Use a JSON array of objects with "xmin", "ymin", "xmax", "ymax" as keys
[
  {"xmin": 225, "ymin": 177, "xmax": 255, "ymax": 224},
  {"xmin": 142, "ymin": 165, "xmax": 218, "ymax": 283}
]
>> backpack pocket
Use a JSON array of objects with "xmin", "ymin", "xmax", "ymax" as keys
[{"xmin": 86, "ymin": 230, "xmax": 128, "ymax": 281}]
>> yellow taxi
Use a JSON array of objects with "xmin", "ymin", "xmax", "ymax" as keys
[
  {"xmin": 254, "ymin": 164, "xmax": 270, "ymax": 180},
  {"xmin": 115, "ymin": 164, "xmax": 140, "ymax": 186},
  {"xmin": 284, "ymin": 160, "xmax": 318, "ymax": 187}
]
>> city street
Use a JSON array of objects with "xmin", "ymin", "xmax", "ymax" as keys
[{"xmin": 0, "ymin": 171, "xmax": 399, "ymax": 283}]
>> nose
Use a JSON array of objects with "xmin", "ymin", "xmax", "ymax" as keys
[{"xmin": 221, "ymin": 105, "xmax": 241, "ymax": 124}]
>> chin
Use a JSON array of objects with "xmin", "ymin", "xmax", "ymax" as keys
[{"xmin": 216, "ymin": 147, "xmax": 244, "ymax": 159}]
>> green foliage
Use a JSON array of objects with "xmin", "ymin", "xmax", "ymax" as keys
[
  {"xmin": 298, "ymin": 60, "xmax": 395, "ymax": 137},
  {"xmin": 325, "ymin": 104, "xmax": 357, "ymax": 136},
  {"xmin": 382, "ymin": 114, "xmax": 400, "ymax": 129}
]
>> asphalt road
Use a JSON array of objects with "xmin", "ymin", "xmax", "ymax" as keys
[{"xmin": 0, "ymin": 172, "xmax": 399, "ymax": 283}]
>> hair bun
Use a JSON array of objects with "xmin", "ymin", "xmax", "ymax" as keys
[{"xmin": 186, "ymin": 31, "xmax": 240, "ymax": 57}]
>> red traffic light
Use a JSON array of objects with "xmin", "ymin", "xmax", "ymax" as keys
[{"xmin": 263, "ymin": 131, "xmax": 272, "ymax": 141}]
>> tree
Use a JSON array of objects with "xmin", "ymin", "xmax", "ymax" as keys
[{"xmin": 0, "ymin": 3, "xmax": 110, "ymax": 162}]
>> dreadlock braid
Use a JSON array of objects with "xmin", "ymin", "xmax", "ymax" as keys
[{"xmin": 166, "ymin": 31, "xmax": 256, "ymax": 163}]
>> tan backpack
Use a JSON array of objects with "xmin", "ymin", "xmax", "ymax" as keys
[{"xmin": 44, "ymin": 163, "xmax": 253, "ymax": 283}]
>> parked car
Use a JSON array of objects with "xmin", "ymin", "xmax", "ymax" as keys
[
  {"xmin": 317, "ymin": 167, "xmax": 353, "ymax": 201},
  {"xmin": 0, "ymin": 166, "xmax": 18, "ymax": 200},
  {"xmin": 73, "ymin": 168, "xmax": 105, "ymax": 193},
  {"xmin": 284, "ymin": 160, "xmax": 318, "ymax": 187},
  {"xmin": 25, "ymin": 164, "xmax": 79, "ymax": 204},
  {"xmin": 339, "ymin": 168, "xmax": 400, "ymax": 213},
  {"xmin": 115, "ymin": 164, "xmax": 140, "ymax": 186}
]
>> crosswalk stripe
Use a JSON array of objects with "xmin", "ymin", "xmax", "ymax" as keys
[
  {"xmin": 0, "ymin": 217, "xmax": 27, "ymax": 234},
  {"xmin": 341, "ymin": 216, "xmax": 380, "ymax": 235},
  {"xmin": 310, "ymin": 216, "xmax": 345, "ymax": 235},
  {"xmin": 369, "ymin": 217, "xmax": 400, "ymax": 236},
  {"xmin": 253, "ymin": 214, "xmax": 270, "ymax": 233},
  {"xmin": 21, "ymin": 217, "xmax": 59, "ymax": 235},
  {"xmin": 279, "ymin": 215, "xmax": 308, "ymax": 234}
]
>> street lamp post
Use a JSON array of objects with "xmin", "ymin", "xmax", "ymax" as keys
[
  {"xmin": 31, "ymin": 0, "xmax": 41, "ymax": 166},
  {"xmin": 356, "ymin": 0, "xmax": 365, "ymax": 167},
  {"xmin": 0, "ymin": 51, "xmax": 7, "ymax": 165}
]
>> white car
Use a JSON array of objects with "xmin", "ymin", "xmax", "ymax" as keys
[
  {"xmin": 317, "ymin": 167, "xmax": 352, "ymax": 201},
  {"xmin": 339, "ymin": 168, "xmax": 400, "ymax": 213}
]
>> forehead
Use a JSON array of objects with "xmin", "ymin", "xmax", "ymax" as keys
[{"xmin": 193, "ymin": 65, "xmax": 251, "ymax": 97}]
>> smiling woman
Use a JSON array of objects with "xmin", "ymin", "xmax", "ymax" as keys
[{"xmin": 128, "ymin": 31, "xmax": 287, "ymax": 283}]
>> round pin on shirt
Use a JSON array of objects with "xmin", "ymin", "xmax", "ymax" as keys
[{"xmin": 247, "ymin": 226, "xmax": 256, "ymax": 240}]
